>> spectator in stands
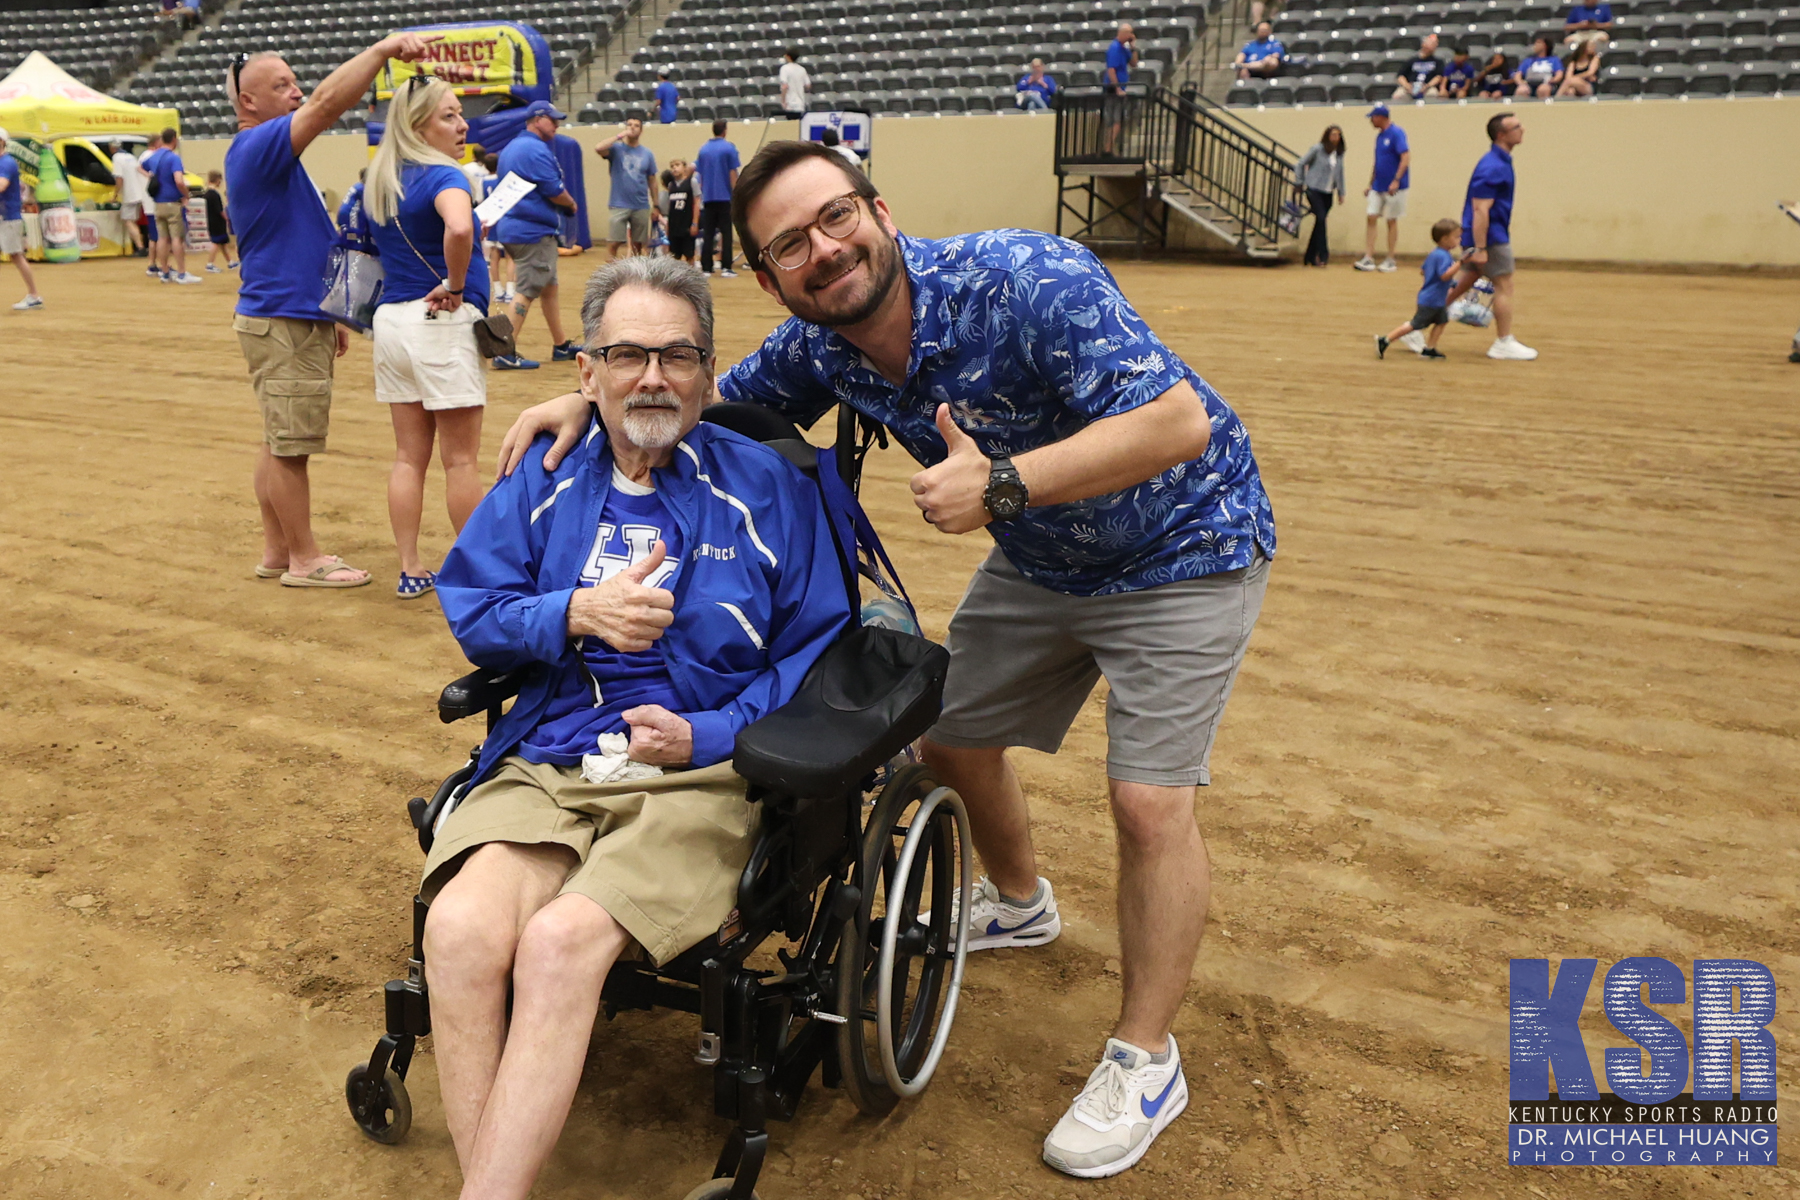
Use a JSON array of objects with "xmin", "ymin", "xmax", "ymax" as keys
[
  {"xmin": 1475, "ymin": 51, "xmax": 1512, "ymax": 99},
  {"xmin": 203, "ymin": 170, "xmax": 235, "ymax": 272},
  {"xmin": 1513, "ymin": 37, "xmax": 1564, "ymax": 98},
  {"xmin": 1558, "ymin": 40, "xmax": 1602, "ymax": 96},
  {"xmin": 1446, "ymin": 111, "xmax": 1536, "ymax": 360},
  {"xmin": 694, "ymin": 119, "xmax": 741, "ymax": 277},
  {"xmin": 1234, "ymin": 22, "xmax": 1288, "ymax": 81},
  {"xmin": 365, "ymin": 74, "xmax": 489, "ymax": 599},
  {"xmin": 108, "ymin": 140, "xmax": 147, "ymax": 255},
  {"xmin": 225, "ymin": 34, "xmax": 435, "ymax": 589},
  {"xmin": 0, "ymin": 127, "xmax": 44, "ymax": 311},
  {"xmin": 1293, "ymin": 124, "xmax": 1346, "ymax": 268},
  {"xmin": 1103, "ymin": 23, "xmax": 1138, "ymax": 156},
  {"xmin": 655, "ymin": 68, "xmax": 679, "ymax": 125},
  {"xmin": 663, "ymin": 159, "xmax": 697, "ymax": 265},
  {"xmin": 1017, "ymin": 58, "xmax": 1058, "ymax": 109},
  {"xmin": 1394, "ymin": 33, "xmax": 1443, "ymax": 101},
  {"xmin": 596, "ymin": 116, "xmax": 658, "ymax": 261},
  {"xmin": 499, "ymin": 100, "xmax": 580, "ymax": 368},
  {"xmin": 148, "ymin": 128, "xmax": 201, "ymax": 285},
  {"xmin": 1355, "ymin": 105, "xmax": 1408, "ymax": 273},
  {"xmin": 820, "ymin": 127, "xmax": 859, "ymax": 166},
  {"xmin": 1441, "ymin": 47, "xmax": 1480, "ymax": 99},
  {"xmin": 1563, "ymin": 3, "xmax": 1614, "ymax": 53},
  {"xmin": 778, "ymin": 50, "xmax": 810, "ymax": 119}
]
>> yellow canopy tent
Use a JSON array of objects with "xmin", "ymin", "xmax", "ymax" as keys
[{"xmin": 0, "ymin": 51, "xmax": 180, "ymax": 258}]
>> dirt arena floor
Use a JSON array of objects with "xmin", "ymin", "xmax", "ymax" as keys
[{"xmin": 2, "ymin": 250, "xmax": 1796, "ymax": 1200}]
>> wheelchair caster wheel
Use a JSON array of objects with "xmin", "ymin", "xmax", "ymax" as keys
[
  {"xmin": 345, "ymin": 1060, "xmax": 412, "ymax": 1144},
  {"xmin": 680, "ymin": 1179, "xmax": 760, "ymax": 1200}
]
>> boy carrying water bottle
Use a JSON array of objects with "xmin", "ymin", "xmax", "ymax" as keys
[{"xmin": 1376, "ymin": 219, "xmax": 1461, "ymax": 360}]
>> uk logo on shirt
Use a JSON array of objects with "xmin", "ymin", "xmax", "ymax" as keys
[{"xmin": 581, "ymin": 522, "xmax": 678, "ymax": 588}]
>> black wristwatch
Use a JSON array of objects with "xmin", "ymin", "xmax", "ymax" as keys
[{"xmin": 983, "ymin": 456, "xmax": 1029, "ymax": 521}]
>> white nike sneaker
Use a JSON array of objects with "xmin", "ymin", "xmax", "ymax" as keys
[
  {"xmin": 1043, "ymin": 1037, "xmax": 1189, "ymax": 1178},
  {"xmin": 172, "ymin": 272, "xmax": 204, "ymax": 285},
  {"xmin": 1352, "ymin": 255, "xmax": 1378, "ymax": 271},
  {"xmin": 927, "ymin": 875, "xmax": 1061, "ymax": 951},
  {"xmin": 1378, "ymin": 257, "xmax": 1398, "ymax": 272},
  {"xmin": 1487, "ymin": 335, "xmax": 1539, "ymax": 360}
]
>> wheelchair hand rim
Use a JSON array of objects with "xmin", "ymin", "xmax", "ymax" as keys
[{"xmin": 875, "ymin": 784, "xmax": 972, "ymax": 1098}]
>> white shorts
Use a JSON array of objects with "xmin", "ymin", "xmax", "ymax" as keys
[
  {"xmin": 0, "ymin": 218, "xmax": 23, "ymax": 256},
  {"xmin": 1367, "ymin": 189, "xmax": 1408, "ymax": 220},
  {"xmin": 372, "ymin": 299, "xmax": 487, "ymax": 411},
  {"xmin": 120, "ymin": 201, "xmax": 144, "ymax": 221}
]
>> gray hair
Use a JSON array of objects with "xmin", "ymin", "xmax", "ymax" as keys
[{"xmin": 580, "ymin": 257, "xmax": 715, "ymax": 354}]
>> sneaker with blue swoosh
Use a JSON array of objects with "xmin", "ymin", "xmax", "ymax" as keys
[
  {"xmin": 926, "ymin": 875, "xmax": 1061, "ymax": 952},
  {"xmin": 1042, "ymin": 1036, "xmax": 1188, "ymax": 1178}
]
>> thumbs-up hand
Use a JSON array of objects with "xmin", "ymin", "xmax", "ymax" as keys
[
  {"xmin": 566, "ymin": 539, "xmax": 677, "ymax": 651},
  {"xmin": 909, "ymin": 404, "xmax": 994, "ymax": 535}
]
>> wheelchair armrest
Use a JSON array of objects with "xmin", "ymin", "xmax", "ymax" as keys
[
  {"xmin": 438, "ymin": 666, "xmax": 530, "ymax": 724},
  {"xmin": 732, "ymin": 625, "xmax": 949, "ymax": 799}
]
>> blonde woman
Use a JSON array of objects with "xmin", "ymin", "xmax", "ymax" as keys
[{"xmin": 366, "ymin": 75, "xmax": 489, "ymax": 598}]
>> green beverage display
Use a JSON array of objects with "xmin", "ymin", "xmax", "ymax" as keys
[{"xmin": 33, "ymin": 142, "xmax": 81, "ymax": 263}]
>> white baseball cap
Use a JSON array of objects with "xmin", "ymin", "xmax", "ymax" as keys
[{"xmin": 0, "ymin": 127, "xmax": 9, "ymax": 142}]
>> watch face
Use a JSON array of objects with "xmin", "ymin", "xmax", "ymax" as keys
[{"xmin": 987, "ymin": 478, "xmax": 1028, "ymax": 519}]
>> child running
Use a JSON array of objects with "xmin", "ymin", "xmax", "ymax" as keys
[{"xmin": 1377, "ymin": 218, "xmax": 1461, "ymax": 360}]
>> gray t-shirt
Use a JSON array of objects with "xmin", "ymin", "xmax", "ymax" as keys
[{"xmin": 607, "ymin": 142, "xmax": 656, "ymax": 211}]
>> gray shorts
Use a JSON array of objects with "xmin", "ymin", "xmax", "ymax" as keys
[
  {"xmin": 504, "ymin": 236, "xmax": 559, "ymax": 299},
  {"xmin": 1473, "ymin": 242, "xmax": 1515, "ymax": 278},
  {"xmin": 0, "ymin": 218, "xmax": 24, "ymax": 257},
  {"xmin": 609, "ymin": 207, "xmax": 651, "ymax": 246},
  {"xmin": 927, "ymin": 547, "xmax": 1270, "ymax": 787}
]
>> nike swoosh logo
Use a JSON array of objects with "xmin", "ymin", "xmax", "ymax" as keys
[
  {"xmin": 1141, "ymin": 1074, "xmax": 1180, "ymax": 1119},
  {"xmin": 984, "ymin": 907, "xmax": 1045, "ymax": 936}
]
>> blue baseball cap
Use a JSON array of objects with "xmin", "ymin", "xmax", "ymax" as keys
[
  {"xmin": 1366, "ymin": 104, "xmax": 1390, "ymax": 117},
  {"xmin": 523, "ymin": 100, "xmax": 567, "ymax": 122}
]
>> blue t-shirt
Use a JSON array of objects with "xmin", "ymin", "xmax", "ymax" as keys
[
  {"xmin": 606, "ymin": 141, "xmax": 656, "ymax": 211},
  {"xmin": 370, "ymin": 164, "xmax": 490, "ymax": 311},
  {"xmin": 1105, "ymin": 39, "xmax": 1132, "ymax": 88},
  {"xmin": 694, "ymin": 137, "xmax": 740, "ymax": 202},
  {"xmin": 1417, "ymin": 247, "xmax": 1456, "ymax": 308},
  {"xmin": 1017, "ymin": 73, "xmax": 1057, "ymax": 101},
  {"xmin": 1241, "ymin": 38, "xmax": 1286, "ymax": 64},
  {"xmin": 655, "ymin": 80, "xmax": 679, "ymax": 124},
  {"xmin": 0, "ymin": 154, "xmax": 21, "ymax": 221},
  {"xmin": 1444, "ymin": 58, "xmax": 1479, "ymax": 88},
  {"xmin": 493, "ymin": 132, "xmax": 565, "ymax": 244},
  {"xmin": 517, "ymin": 475, "xmax": 685, "ymax": 765},
  {"xmin": 150, "ymin": 148, "xmax": 185, "ymax": 203},
  {"xmin": 1566, "ymin": 4, "xmax": 1612, "ymax": 25},
  {"xmin": 1372, "ymin": 123, "xmax": 1410, "ymax": 191},
  {"xmin": 225, "ymin": 114, "xmax": 337, "ymax": 322},
  {"xmin": 1520, "ymin": 54, "xmax": 1564, "ymax": 85},
  {"xmin": 1462, "ymin": 144, "xmax": 1515, "ymax": 247}
]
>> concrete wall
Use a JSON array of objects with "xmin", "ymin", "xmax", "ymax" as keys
[{"xmin": 181, "ymin": 97, "xmax": 1800, "ymax": 267}]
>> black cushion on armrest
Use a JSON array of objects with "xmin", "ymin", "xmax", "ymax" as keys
[
  {"xmin": 438, "ymin": 666, "xmax": 531, "ymax": 724},
  {"xmin": 732, "ymin": 626, "xmax": 949, "ymax": 799}
]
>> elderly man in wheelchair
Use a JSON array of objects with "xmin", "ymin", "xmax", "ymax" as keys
[{"xmin": 345, "ymin": 256, "xmax": 972, "ymax": 1200}]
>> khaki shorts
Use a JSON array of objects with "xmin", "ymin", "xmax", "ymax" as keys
[
  {"xmin": 421, "ymin": 756, "xmax": 760, "ymax": 966},
  {"xmin": 1367, "ymin": 188, "xmax": 1407, "ymax": 220},
  {"xmin": 154, "ymin": 200, "xmax": 184, "ymax": 243},
  {"xmin": 608, "ymin": 206, "xmax": 651, "ymax": 246},
  {"xmin": 503, "ymin": 236, "xmax": 558, "ymax": 300},
  {"xmin": 233, "ymin": 313, "xmax": 337, "ymax": 456},
  {"xmin": 372, "ymin": 298, "xmax": 487, "ymax": 410},
  {"xmin": 928, "ymin": 547, "xmax": 1269, "ymax": 787},
  {"xmin": 1472, "ymin": 242, "xmax": 1516, "ymax": 278}
]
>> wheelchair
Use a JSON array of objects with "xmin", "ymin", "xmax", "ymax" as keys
[{"xmin": 343, "ymin": 403, "xmax": 975, "ymax": 1200}]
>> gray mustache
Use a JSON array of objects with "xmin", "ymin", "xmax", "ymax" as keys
[{"xmin": 625, "ymin": 394, "xmax": 680, "ymax": 411}]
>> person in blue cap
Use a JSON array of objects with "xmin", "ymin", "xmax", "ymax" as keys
[
  {"xmin": 1355, "ymin": 104, "xmax": 1409, "ymax": 273},
  {"xmin": 653, "ymin": 68, "xmax": 679, "ymax": 124},
  {"xmin": 493, "ymin": 99, "xmax": 580, "ymax": 369}
]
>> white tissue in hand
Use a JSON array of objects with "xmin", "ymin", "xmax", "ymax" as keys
[{"xmin": 581, "ymin": 732, "xmax": 664, "ymax": 784}]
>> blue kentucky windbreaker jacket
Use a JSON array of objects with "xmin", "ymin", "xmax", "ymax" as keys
[{"xmin": 437, "ymin": 417, "xmax": 852, "ymax": 782}]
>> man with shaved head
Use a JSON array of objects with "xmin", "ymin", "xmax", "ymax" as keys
[{"xmin": 225, "ymin": 32, "xmax": 434, "ymax": 588}]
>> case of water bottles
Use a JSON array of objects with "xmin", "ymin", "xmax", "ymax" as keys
[{"xmin": 1451, "ymin": 277, "xmax": 1497, "ymax": 328}]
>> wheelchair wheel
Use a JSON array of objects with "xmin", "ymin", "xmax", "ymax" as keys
[
  {"xmin": 345, "ymin": 1060, "xmax": 412, "ymax": 1144},
  {"xmin": 835, "ymin": 764, "xmax": 972, "ymax": 1116}
]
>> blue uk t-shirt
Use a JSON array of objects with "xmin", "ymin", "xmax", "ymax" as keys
[
  {"xmin": 1462, "ymin": 144, "xmax": 1516, "ymax": 247},
  {"xmin": 370, "ymin": 164, "xmax": 490, "ymax": 311},
  {"xmin": 1105, "ymin": 39, "xmax": 1132, "ymax": 87},
  {"xmin": 694, "ymin": 137, "xmax": 740, "ymax": 202},
  {"xmin": 1444, "ymin": 57, "xmax": 1479, "ymax": 88},
  {"xmin": 1373, "ymin": 123, "xmax": 1410, "ymax": 191},
  {"xmin": 720, "ymin": 231, "xmax": 1276, "ymax": 596},
  {"xmin": 150, "ymin": 148, "xmax": 185, "ymax": 203},
  {"xmin": 225, "ymin": 114, "xmax": 337, "ymax": 322},
  {"xmin": 1417, "ymin": 247, "xmax": 1456, "ymax": 308},
  {"xmin": 517, "ymin": 472, "xmax": 686, "ymax": 765},
  {"xmin": 0, "ymin": 154, "xmax": 21, "ymax": 221},
  {"xmin": 1566, "ymin": 4, "xmax": 1612, "ymax": 25},
  {"xmin": 493, "ymin": 132, "xmax": 565, "ymax": 244},
  {"xmin": 606, "ymin": 141, "xmax": 656, "ymax": 211},
  {"xmin": 1242, "ymin": 38, "xmax": 1286, "ymax": 64},
  {"xmin": 656, "ymin": 80, "xmax": 679, "ymax": 123}
]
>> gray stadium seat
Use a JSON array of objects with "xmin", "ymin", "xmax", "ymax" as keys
[{"xmin": 1733, "ymin": 61, "xmax": 1782, "ymax": 92}]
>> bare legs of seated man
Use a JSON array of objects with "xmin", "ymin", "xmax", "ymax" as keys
[{"xmin": 424, "ymin": 842, "xmax": 632, "ymax": 1200}]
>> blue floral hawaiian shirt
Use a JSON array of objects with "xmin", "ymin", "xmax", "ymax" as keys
[{"xmin": 718, "ymin": 230, "xmax": 1276, "ymax": 596}]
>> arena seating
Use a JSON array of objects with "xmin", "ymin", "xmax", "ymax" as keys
[
  {"xmin": 584, "ymin": 0, "xmax": 1216, "ymax": 123},
  {"xmin": 115, "ymin": 0, "xmax": 636, "ymax": 139},
  {"xmin": 1228, "ymin": 1, "xmax": 1800, "ymax": 106},
  {"xmin": 0, "ymin": 2, "xmax": 201, "ymax": 96}
]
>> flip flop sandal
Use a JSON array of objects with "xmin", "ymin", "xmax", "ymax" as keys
[
  {"xmin": 280, "ymin": 559, "xmax": 372, "ymax": 588},
  {"xmin": 396, "ymin": 571, "xmax": 437, "ymax": 599},
  {"xmin": 254, "ymin": 564, "xmax": 284, "ymax": 579}
]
